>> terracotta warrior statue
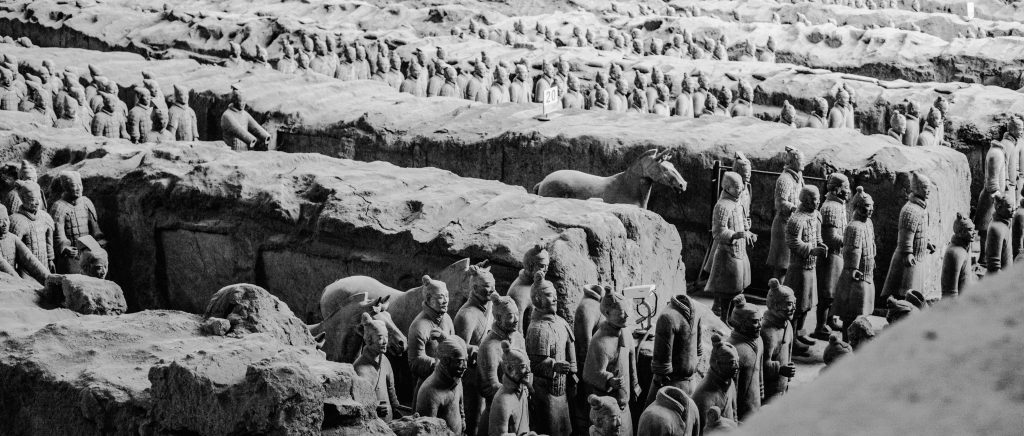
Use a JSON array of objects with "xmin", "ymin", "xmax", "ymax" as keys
[
  {"xmin": 487, "ymin": 341, "xmax": 532, "ymax": 436},
  {"xmin": 730, "ymin": 81, "xmax": 754, "ymax": 118},
  {"xmin": 830, "ymin": 187, "xmax": 876, "ymax": 339},
  {"xmin": 637, "ymin": 386, "xmax": 699, "ymax": 436},
  {"xmin": 572, "ymin": 284, "xmax": 605, "ymax": 432},
  {"xmin": 1013, "ymin": 199, "xmax": 1024, "ymax": 260},
  {"xmin": 976, "ymin": 135, "xmax": 1008, "ymax": 260},
  {"xmin": 399, "ymin": 61, "xmax": 425, "ymax": 97},
  {"xmin": 478, "ymin": 294, "xmax": 525, "ymax": 436},
  {"xmin": 691, "ymin": 333, "xmax": 738, "ymax": 433},
  {"xmin": 941, "ymin": 212, "xmax": 976, "ymax": 298},
  {"xmin": 526, "ymin": 271, "xmax": 576, "ymax": 436},
  {"xmin": 882, "ymin": 172, "xmax": 935, "ymax": 299},
  {"xmin": 761, "ymin": 278, "xmax": 797, "ymax": 401},
  {"xmin": 0, "ymin": 68, "xmax": 21, "ymax": 111},
  {"xmin": 50, "ymin": 171, "xmax": 104, "ymax": 275},
  {"xmin": 673, "ymin": 74, "xmax": 694, "ymax": 118},
  {"xmin": 582, "ymin": 289, "xmax": 639, "ymax": 436},
  {"xmin": 768, "ymin": 146, "xmax": 806, "ymax": 279},
  {"xmin": 415, "ymin": 330, "xmax": 468, "ymax": 435},
  {"xmin": 91, "ymin": 93, "xmax": 127, "ymax": 139},
  {"xmin": 562, "ymin": 74, "xmax": 585, "ymax": 110},
  {"xmin": 726, "ymin": 295, "xmax": 763, "ymax": 422},
  {"xmin": 610, "ymin": 79, "xmax": 629, "ymax": 113},
  {"xmin": 916, "ymin": 107, "xmax": 942, "ymax": 147},
  {"xmin": 353, "ymin": 312, "xmax": 401, "ymax": 421},
  {"xmin": 0, "ymin": 204, "xmax": 49, "ymax": 284},
  {"xmin": 1005, "ymin": 116, "xmax": 1024, "ymax": 203},
  {"xmin": 648, "ymin": 291, "xmax": 702, "ymax": 402},
  {"xmin": 985, "ymin": 192, "xmax": 1013, "ymax": 274},
  {"xmin": 887, "ymin": 113, "xmax": 906, "ymax": 141},
  {"xmin": 167, "ymin": 85, "xmax": 199, "ymax": 141},
  {"xmin": 705, "ymin": 171, "xmax": 754, "ymax": 321},
  {"xmin": 276, "ymin": 40, "xmax": 298, "ymax": 74},
  {"xmin": 778, "ymin": 100, "xmax": 797, "ymax": 127},
  {"xmin": 220, "ymin": 84, "xmax": 271, "ymax": 151},
  {"xmin": 127, "ymin": 86, "xmax": 156, "ymax": 144},
  {"xmin": 454, "ymin": 264, "xmax": 496, "ymax": 436},
  {"xmin": 785, "ymin": 185, "xmax": 827, "ymax": 345},
  {"xmin": 587, "ymin": 395, "xmax": 623, "ymax": 436},
  {"xmin": 507, "ymin": 244, "xmax": 549, "ymax": 333},
  {"xmin": 509, "ymin": 63, "xmax": 532, "ymax": 104},
  {"xmin": 903, "ymin": 101, "xmax": 921, "ymax": 147},
  {"xmin": 815, "ymin": 174, "xmax": 849, "ymax": 340},
  {"xmin": 804, "ymin": 97, "xmax": 829, "ymax": 129},
  {"xmin": 488, "ymin": 65, "xmax": 511, "ymax": 105},
  {"xmin": 10, "ymin": 180, "xmax": 53, "ymax": 274},
  {"xmin": 407, "ymin": 275, "xmax": 455, "ymax": 408},
  {"xmin": 828, "ymin": 89, "xmax": 852, "ymax": 129}
]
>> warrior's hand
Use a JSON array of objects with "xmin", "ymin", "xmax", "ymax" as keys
[
  {"xmin": 905, "ymin": 254, "xmax": 917, "ymax": 267},
  {"xmin": 852, "ymin": 269, "xmax": 864, "ymax": 281},
  {"xmin": 811, "ymin": 243, "xmax": 827, "ymax": 257},
  {"xmin": 553, "ymin": 360, "xmax": 572, "ymax": 373},
  {"xmin": 62, "ymin": 247, "xmax": 79, "ymax": 258},
  {"xmin": 48, "ymin": 261, "xmax": 55, "ymax": 273},
  {"xmin": 608, "ymin": 376, "xmax": 625, "ymax": 392},
  {"xmin": 780, "ymin": 362, "xmax": 797, "ymax": 378},
  {"xmin": 926, "ymin": 242, "xmax": 936, "ymax": 254}
]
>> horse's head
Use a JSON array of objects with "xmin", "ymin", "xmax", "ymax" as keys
[
  {"xmin": 361, "ymin": 296, "xmax": 407, "ymax": 357},
  {"xmin": 637, "ymin": 149, "xmax": 688, "ymax": 193},
  {"xmin": 467, "ymin": 260, "xmax": 496, "ymax": 301}
]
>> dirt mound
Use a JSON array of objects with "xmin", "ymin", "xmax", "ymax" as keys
[{"xmin": 203, "ymin": 283, "xmax": 316, "ymax": 347}]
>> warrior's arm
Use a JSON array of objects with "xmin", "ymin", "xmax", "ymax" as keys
[
  {"xmin": 479, "ymin": 341, "xmax": 503, "ymax": 397},
  {"xmin": 407, "ymin": 325, "xmax": 437, "ymax": 379},
  {"xmin": 650, "ymin": 314, "xmax": 675, "ymax": 376},
  {"xmin": 0, "ymin": 254, "xmax": 16, "ymax": 277},
  {"xmin": 45, "ymin": 222, "xmax": 54, "ymax": 261},
  {"xmin": 896, "ymin": 213, "xmax": 916, "ymax": 253},
  {"xmin": 385, "ymin": 363, "xmax": 401, "ymax": 417},
  {"xmin": 842, "ymin": 227, "xmax": 864, "ymax": 274},
  {"xmin": 985, "ymin": 226, "xmax": 1004, "ymax": 271},
  {"xmin": 86, "ymin": 200, "xmax": 104, "ymax": 242},
  {"xmin": 581, "ymin": 339, "xmax": 615, "ymax": 392},
  {"xmin": 761, "ymin": 336, "xmax": 781, "ymax": 382},
  {"xmin": 628, "ymin": 346, "xmax": 640, "ymax": 397},
  {"xmin": 487, "ymin": 401, "xmax": 510, "ymax": 436},
  {"xmin": 117, "ymin": 117, "xmax": 129, "ymax": 140},
  {"xmin": 786, "ymin": 219, "xmax": 813, "ymax": 258},
  {"xmin": 127, "ymin": 110, "xmax": 141, "ymax": 143},
  {"xmin": 776, "ymin": 177, "xmax": 797, "ymax": 216},
  {"xmin": 166, "ymin": 109, "xmax": 180, "ymax": 135},
  {"xmin": 189, "ymin": 110, "xmax": 199, "ymax": 140},
  {"xmin": 413, "ymin": 387, "xmax": 439, "ymax": 418},
  {"xmin": 51, "ymin": 209, "xmax": 72, "ymax": 254},
  {"xmin": 711, "ymin": 204, "xmax": 735, "ymax": 243},
  {"xmin": 15, "ymin": 239, "xmax": 49, "ymax": 284},
  {"xmin": 453, "ymin": 312, "xmax": 479, "ymax": 357},
  {"xmin": 984, "ymin": 152, "xmax": 1002, "ymax": 193}
]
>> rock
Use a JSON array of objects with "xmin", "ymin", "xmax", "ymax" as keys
[
  {"xmin": 60, "ymin": 273, "xmax": 127, "ymax": 315},
  {"xmin": 203, "ymin": 283, "xmax": 316, "ymax": 347},
  {"xmin": 148, "ymin": 347, "xmax": 336, "ymax": 436},
  {"xmin": 389, "ymin": 415, "xmax": 456, "ymax": 436},
  {"xmin": 0, "ymin": 303, "xmax": 387, "ymax": 435},
  {"xmin": 736, "ymin": 263, "xmax": 1024, "ymax": 435},
  {"xmin": 200, "ymin": 316, "xmax": 230, "ymax": 336}
]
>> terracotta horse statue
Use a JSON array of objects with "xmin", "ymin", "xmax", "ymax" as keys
[
  {"xmin": 532, "ymin": 148, "xmax": 687, "ymax": 208},
  {"xmin": 308, "ymin": 294, "xmax": 406, "ymax": 362},
  {"xmin": 313, "ymin": 258, "xmax": 494, "ymax": 363}
]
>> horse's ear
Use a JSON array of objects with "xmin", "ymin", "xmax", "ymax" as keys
[
  {"xmin": 476, "ymin": 259, "xmax": 489, "ymax": 269},
  {"xmin": 642, "ymin": 148, "xmax": 659, "ymax": 158},
  {"xmin": 380, "ymin": 295, "xmax": 391, "ymax": 303}
]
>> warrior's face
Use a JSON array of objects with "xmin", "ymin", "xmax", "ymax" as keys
[
  {"xmin": 834, "ymin": 179, "xmax": 851, "ymax": 202},
  {"xmin": 425, "ymin": 288, "xmax": 449, "ymax": 314},
  {"xmin": 603, "ymin": 300, "xmax": 630, "ymax": 328},
  {"xmin": 22, "ymin": 188, "xmax": 40, "ymax": 213},
  {"xmin": 769, "ymin": 294, "xmax": 796, "ymax": 320},
  {"xmin": 856, "ymin": 197, "xmax": 875, "ymax": 221},
  {"xmin": 494, "ymin": 308, "xmax": 519, "ymax": 333},
  {"xmin": 788, "ymin": 150, "xmax": 805, "ymax": 171},
  {"xmin": 533, "ymin": 285, "xmax": 557, "ymax": 314},
  {"xmin": 914, "ymin": 180, "xmax": 931, "ymax": 201},
  {"xmin": 441, "ymin": 354, "xmax": 467, "ymax": 379},
  {"xmin": 714, "ymin": 354, "xmax": 740, "ymax": 379},
  {"xmin": 64, "ymin": 175, "xmax": 83, "ymax": 200},
  {"xmin": 526, "ymin": 254, "xmax": 549, "ymax": 278}
]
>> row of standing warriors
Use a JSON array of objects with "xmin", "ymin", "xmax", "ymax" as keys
[
  {"xmin": 0, "ymin": 164, "xmax": 108, "ymax": 284},
  {"xmin": 353, "ymin": 244, "xmax": 876, "ymax": 436},
  {"xmin": 705, "ymin": 144, "xmax": 999, "ymax": 349}
]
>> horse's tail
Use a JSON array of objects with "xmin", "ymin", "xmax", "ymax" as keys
[{"xmin": 532, "ymin": 182, "xmax": 542, "ymax": 195}]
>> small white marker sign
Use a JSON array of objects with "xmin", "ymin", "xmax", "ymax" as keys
[
  {"xmin": 966, "ymin": 2, "xmax": 974, "ymax": 19},
  {"xmin": 538, "ymin": 87, "xmax": 560, "ymax": 120}
]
